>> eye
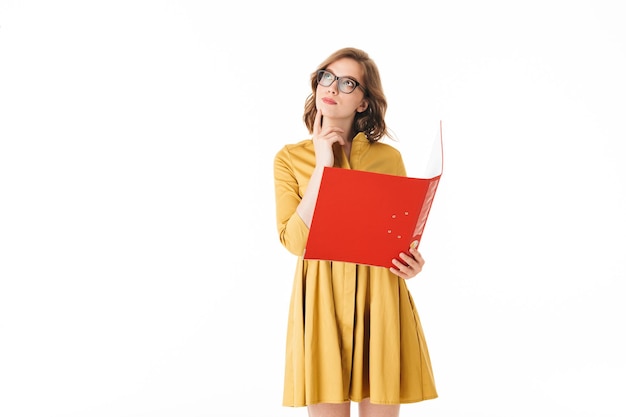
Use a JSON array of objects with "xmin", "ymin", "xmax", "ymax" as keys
[
  {"xmin": 340, "ymin": 78, "xmax": 356, "ymax": 89},
  {"xmin": 322, "ymin": 71, "xmax": 334, "ymax": 82}
]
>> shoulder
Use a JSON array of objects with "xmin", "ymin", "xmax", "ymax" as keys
[
  {"xmin": 366, "ymin": 139, "xmax": 404, "ymax": 164},
  {"xmin": 358, "ymin": 135, "xmax": 406, "ymax": 176},
  {"xmin": 355, "ymin": 132, "xmax": 402, "ymax": 158},
  {"xmin": 278, "ymin": 138, "xmax": 314, "ymax": 154},
  {"xmin": 371, "ymin": 140, "xmax": 402, "ymax": 157},
  {"xmin": 274, "ymin": 139, "xmax": 314, "ymax": 165}
]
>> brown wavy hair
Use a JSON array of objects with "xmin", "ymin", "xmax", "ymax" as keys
[{"xmin": 303, "ymin": 47, "xmax": 390, "ymax": 142}]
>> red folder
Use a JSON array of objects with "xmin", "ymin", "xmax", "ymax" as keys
[{"xmin": 304, "ymin": 122, "xmax": 443, "ymax": 269}]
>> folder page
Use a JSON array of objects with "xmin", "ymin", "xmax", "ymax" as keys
[{"xmin": 304, "ymin": 121, "xmax": 443, "ymax": 269}]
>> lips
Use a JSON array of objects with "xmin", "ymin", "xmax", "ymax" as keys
[{"xmin": 322, "ymin": 97, "xmax": 337, "ymax": 105}]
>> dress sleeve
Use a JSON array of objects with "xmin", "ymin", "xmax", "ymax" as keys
[
  {"xmin": 396, "ymin": 154, "xmax": 407, "ymax": 177},
  {"xmin": 273, "ymin": 147, "xmax": 309, "ymax": 256}
]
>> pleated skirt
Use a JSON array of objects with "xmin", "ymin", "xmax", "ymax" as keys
[{"xmin": 283, "ymin": 258, "xmax": 438, "ymax": 406}]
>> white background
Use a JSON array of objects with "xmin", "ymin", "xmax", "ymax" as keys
[{"xmin": 1, "ymin": 1, "xmax": 625, "ymax": 416}]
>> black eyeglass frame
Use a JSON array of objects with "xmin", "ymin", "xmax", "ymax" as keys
[{"xmin": 316, "ymin": 69, "xmax": 364, "ymax": 94}]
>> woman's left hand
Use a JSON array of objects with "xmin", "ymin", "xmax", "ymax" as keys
[{"xmin": 390, "ymin": 247, "xmax": 425, "ymax": 280}]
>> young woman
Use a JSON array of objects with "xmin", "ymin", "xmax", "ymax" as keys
[{"xmin": 273, "ymin": 47, "xmax": 438, "ymax": 417}]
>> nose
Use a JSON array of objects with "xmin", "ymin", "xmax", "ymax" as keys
[{"xmin": 326, "ymin": 81, "xmax": 338, "ymax": 94}]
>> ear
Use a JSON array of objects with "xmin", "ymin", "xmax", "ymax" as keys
[{"xmin": 357, "ymin": 99, "xmax": 369, "ymax": 113}]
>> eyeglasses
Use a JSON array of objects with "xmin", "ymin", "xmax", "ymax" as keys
[{"xmin": 316, "ymin": 69, "xmax": 363, "ymax": 94}]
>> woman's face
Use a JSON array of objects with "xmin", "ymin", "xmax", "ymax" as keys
[{"xmin": 315, "ymin": 57, "xmax": 368, "ymax": 122}]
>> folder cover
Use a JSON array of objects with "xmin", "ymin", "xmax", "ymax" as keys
[{"xmin": 304, "ymin": 122, "xmax": 443, "ymax": 269}]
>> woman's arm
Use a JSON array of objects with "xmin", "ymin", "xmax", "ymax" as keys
[{"xmin": 296, "ymin": 109, "xmax": 345, "ymax": 227}]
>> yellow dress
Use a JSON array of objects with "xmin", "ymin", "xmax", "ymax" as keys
[{"xmin": 274, "ymin": 132, "xmax": 438, "ymax": 407}]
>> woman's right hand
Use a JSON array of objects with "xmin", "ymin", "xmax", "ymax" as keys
[
  {"xmin": 296, "ymin": 109, "xmax": 345, "ymax": 227},
  {"xmin": 312, "ymin": 109, "xmax": 345, "ymax": 168}
]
